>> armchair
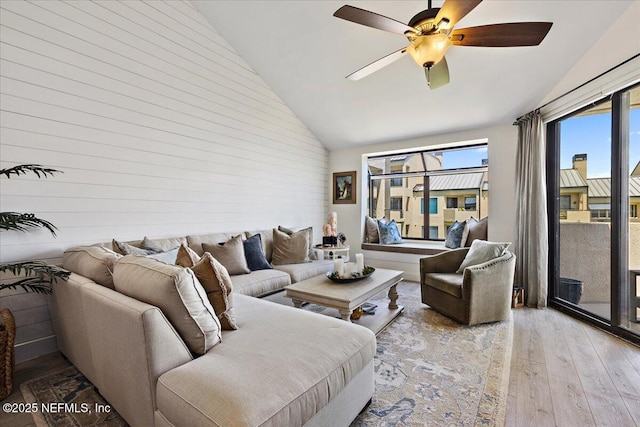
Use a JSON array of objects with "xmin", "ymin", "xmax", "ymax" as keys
[{"xmin": 420, "ymin": 248, "xmax": 516, "ymax": 325}]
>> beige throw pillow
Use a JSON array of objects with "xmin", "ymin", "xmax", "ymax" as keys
[
  {"xmin": 62, "ymin": 246, "xmax": 121, "ymax": 289},
  {"xmin": 113, "ymin": 256, "xmax": 221, "ymax": 355},
  {"xmin": 456, "ymin": 240, "xmax": 511, "ymax": 273},
  {"xmin": 278, "ymin": 226, "xmax": 315, "ymax": 260},
  {"xmin": 464, "ymin": 217, "xmax": 488, "ymax": 247},
  {"xmin": 202, "ymin": 235, "xmax": 250, "ymax": 275},
  {"xmin": 271, "ymin": 228, "xmax": 311, "ymax": 265},
  {"xmin": 365, "ymin": 216, "xmax": 382, "ymax": 243},
  {"xmin": 191, "ymin": 253, "xmax": 237, "ymax": 330},
  {"xmin": 175, "ymin": 244, "xmax": 201, "ymax": 268}
]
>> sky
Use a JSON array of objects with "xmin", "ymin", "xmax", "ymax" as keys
[{"xmin": 560, "ymin": 106, "xmax": 640, "ymax": 178}]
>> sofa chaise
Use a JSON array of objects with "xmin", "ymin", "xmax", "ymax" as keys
[{"xmin": 49, "ymin": 228, "xmax": 377, "ymax": 426}]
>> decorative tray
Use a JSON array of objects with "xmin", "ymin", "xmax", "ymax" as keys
[{"xmin": 326, "ymin": 267, "xmax": 375, "ymax": 283}]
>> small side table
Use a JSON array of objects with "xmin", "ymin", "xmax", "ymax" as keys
[
  {"xmin": 512, "ymin": 285, "xmax": 525, "ymax": 308},
  {"xmin": 314, "ymin": 245, "xmax": 350, "ymax": 262}
]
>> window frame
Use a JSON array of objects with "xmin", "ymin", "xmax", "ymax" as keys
[{"xmin": 367, "ymin": 143, "xmax": 488, "ymax": 240}]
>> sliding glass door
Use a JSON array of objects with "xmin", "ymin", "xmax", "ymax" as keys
[
  {"xmin": 548, "ymin": 83, "xmax": 640, "ymax": 343},
  {"xmin": 622, "ymin": 85, "xmax": 640, "ymax": 335}
]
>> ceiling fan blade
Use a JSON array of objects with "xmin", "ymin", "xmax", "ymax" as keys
[
  {"xmin": 425, "ymin": 57, "xmax": 450, "ymax": 89},
  {"xmin": 346, "ymin": 47, "xmax": 408, "ymax": 81},
  {"xmin": 435, "ymin": 0, "xmax": 483, "ymax": 29},
  {"xmin": 451, "ymin": 22, "xmax": 553, "ymax": 47},
  {"xmin": 334, "ymin": 5, "xmax": 417, "ymax": 35}
]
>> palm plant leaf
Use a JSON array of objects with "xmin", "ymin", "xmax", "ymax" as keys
[
  {"xmin": 0, "ymin": 164, "xmax": 62, "ymax": 179},
  {"xmin": 0, "ymin": 261, "xmax": 70, "ymax": 295},
  {"xmin": 0, "ymin": 212, "xmax": 58, "ymax": 236}
]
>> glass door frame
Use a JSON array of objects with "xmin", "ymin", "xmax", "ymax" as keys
[{"xmin": 547, "ymin": 85, "xmax": 639, "ymax": 346}]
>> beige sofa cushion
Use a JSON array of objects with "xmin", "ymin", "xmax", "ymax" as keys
[
  {"xmin": 191, "ymin": 253, "xmax": 237, "ymax": 330},
  {"xmin": 272, "ymin": 228, "xmax": 310, "ymax": 265},
  {"xmin": 141, "ymin": 236, "xmax": 186, "ymax": 252},
  {"xmin": 231, "ymin": 269, "xmax": 291, "ymax": 297},
  {"xmin": 62, "ymin": 246, "xmax": 121, "ymax": 289},
  {"xmin": 273, "ymin": 260, "xmax": 334, "ymax": 284},
  {"xmin": 187, "ymin": 232, "xmax": 234, "ymax": 256},
  {"xmin": 156, "ymin": 294, "xmax": 376, "ymax": 427},
  {"xmin": 113, "ymin": 256, "xmax": 221, "ymax": 355},
  {"xmin": 202, "ymin": 235, "xmax": 250, "ymax": 275}
]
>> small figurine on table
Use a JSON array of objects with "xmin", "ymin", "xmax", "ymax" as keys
[{"xmin": 322, "ymin": 212, "xmax": 339, "ymax": 246}]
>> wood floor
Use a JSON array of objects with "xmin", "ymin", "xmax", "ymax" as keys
[
  {"xmin": 1, "ymin": 307, "xmax": 639, "ymax": 426},
  {"xmin": 507, "ymin": 307, "xmax": 640, "ymax": 427}
]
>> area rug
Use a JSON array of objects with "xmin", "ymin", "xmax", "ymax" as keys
[
  {"xmin": 20, "ymin": 366, "xmax": 127, "ymax": 426},
  {"xmin": 349, "ymin": 282, "xmax": 513, "ymax": 426},
  {"xmin": 21, "ymin": 282, "xmax": 512, "ymax": 427},
  {"xmin": 267, "ymin": 281, "xmax": 513, "ymax": 426}
]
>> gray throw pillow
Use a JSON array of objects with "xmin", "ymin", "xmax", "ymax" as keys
[
  {"xmin": 456, "ymin": 240, "xmax": 511, "ymax": 273},
  {"xmin": 112, "ymin": 239, "xmax": 155, "ymax": 256},
  {"xmin": 444, "ymin": 221, "xmax": 466, "ymax": 249},
  {"xmin": 202, "ymin": 235, "xmax": 251, "ymax": 275},
  {"xmin": 271, "ymin": 228, "xmax": 311, "ymax": 265}
]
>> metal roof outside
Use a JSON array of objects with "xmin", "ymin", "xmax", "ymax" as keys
[{"xmin": 560, "ymin": 169, "xmax": 587, "ymax": 188}]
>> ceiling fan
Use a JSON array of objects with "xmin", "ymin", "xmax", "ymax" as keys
[{"xmin": 333, "ymin": 0, "xmax": 553, "ymax": 89}]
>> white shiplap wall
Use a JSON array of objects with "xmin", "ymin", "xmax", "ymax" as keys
[{"xmin": 0, "ymin": 0, "xmax": 328, "ymax": 362}]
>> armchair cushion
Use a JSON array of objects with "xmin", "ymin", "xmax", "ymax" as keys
[
  {"xmin": 456, "ymin": 240, "xmax": 511, "ymax": 273},
  {"xmin": 423, "ymin": 273, "xmax": 463, "ymax": 298}
]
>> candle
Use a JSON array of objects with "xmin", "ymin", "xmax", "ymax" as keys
[
  {"xmin": 343, "ymin": 262, "xmax": 353, "ymax": 278},
  {"xmin": 355, "ymin": 253, "xmax": 364, "ymax": 272},
  {"xmin": 334, "ymin": 258, "xmax": 344, "ymax": 277}
]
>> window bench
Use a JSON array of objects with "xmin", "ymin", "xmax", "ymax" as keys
[{"xmin": 361, "ymin": 241, "xmax": 450, "ymax": 256}]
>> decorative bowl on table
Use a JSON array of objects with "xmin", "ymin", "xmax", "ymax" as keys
[{"xmin": 326, "ymin": 266, "xmax": 375, "ymax": 283}]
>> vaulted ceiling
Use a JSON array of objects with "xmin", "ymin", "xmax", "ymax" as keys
[{"xmin": 195, "ymin": 1, "xmax": 635, "ymax": 150}]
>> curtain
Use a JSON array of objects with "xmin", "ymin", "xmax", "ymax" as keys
[{"xmin": 515, "ymin": 111, "xmax": 548, "ymax": 308}]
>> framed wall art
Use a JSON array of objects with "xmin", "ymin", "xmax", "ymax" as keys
[{"xmin": 333, "ymin": 171, "xmax": 356, "ymax": 204}]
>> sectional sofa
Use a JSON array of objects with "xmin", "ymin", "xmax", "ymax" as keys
[{"xmin": 49, "ymin": 228, "xmax": 377, "ymax": 427}]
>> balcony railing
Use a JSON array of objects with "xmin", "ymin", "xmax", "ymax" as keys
[{"xmin": 443, "ymin": 208, "xmax": 478, "ymax": 223}]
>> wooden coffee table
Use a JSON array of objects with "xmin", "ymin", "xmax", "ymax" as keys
[{"xmin": 284, "ymin": 268, "xmax": 403, "ymax": 335}]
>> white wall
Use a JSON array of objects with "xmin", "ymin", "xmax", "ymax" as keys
[
  {"xmin": 328, "ymin": 124, "xmax": 518, "ymax": 281},
  {"xmin": 0, "ymin": 0, "xmax": 328, "ymax": 362},
  {"xmin": 541, "ymin": 1, "xmax": 640, "ymax": 106}
]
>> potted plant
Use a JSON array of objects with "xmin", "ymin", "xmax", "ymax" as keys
[{"xmin": 0, "ymin": 164, "xmax": 70, "ymax": 400}]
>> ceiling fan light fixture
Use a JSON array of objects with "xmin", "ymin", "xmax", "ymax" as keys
[{"xmin": 406, "ymin": 33, "xmax": 452, "ymax": 68}]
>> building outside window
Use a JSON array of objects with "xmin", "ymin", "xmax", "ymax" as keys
[{"xmin": 367, "ymin": 143, "xmax": 488, "ymax": 240}]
